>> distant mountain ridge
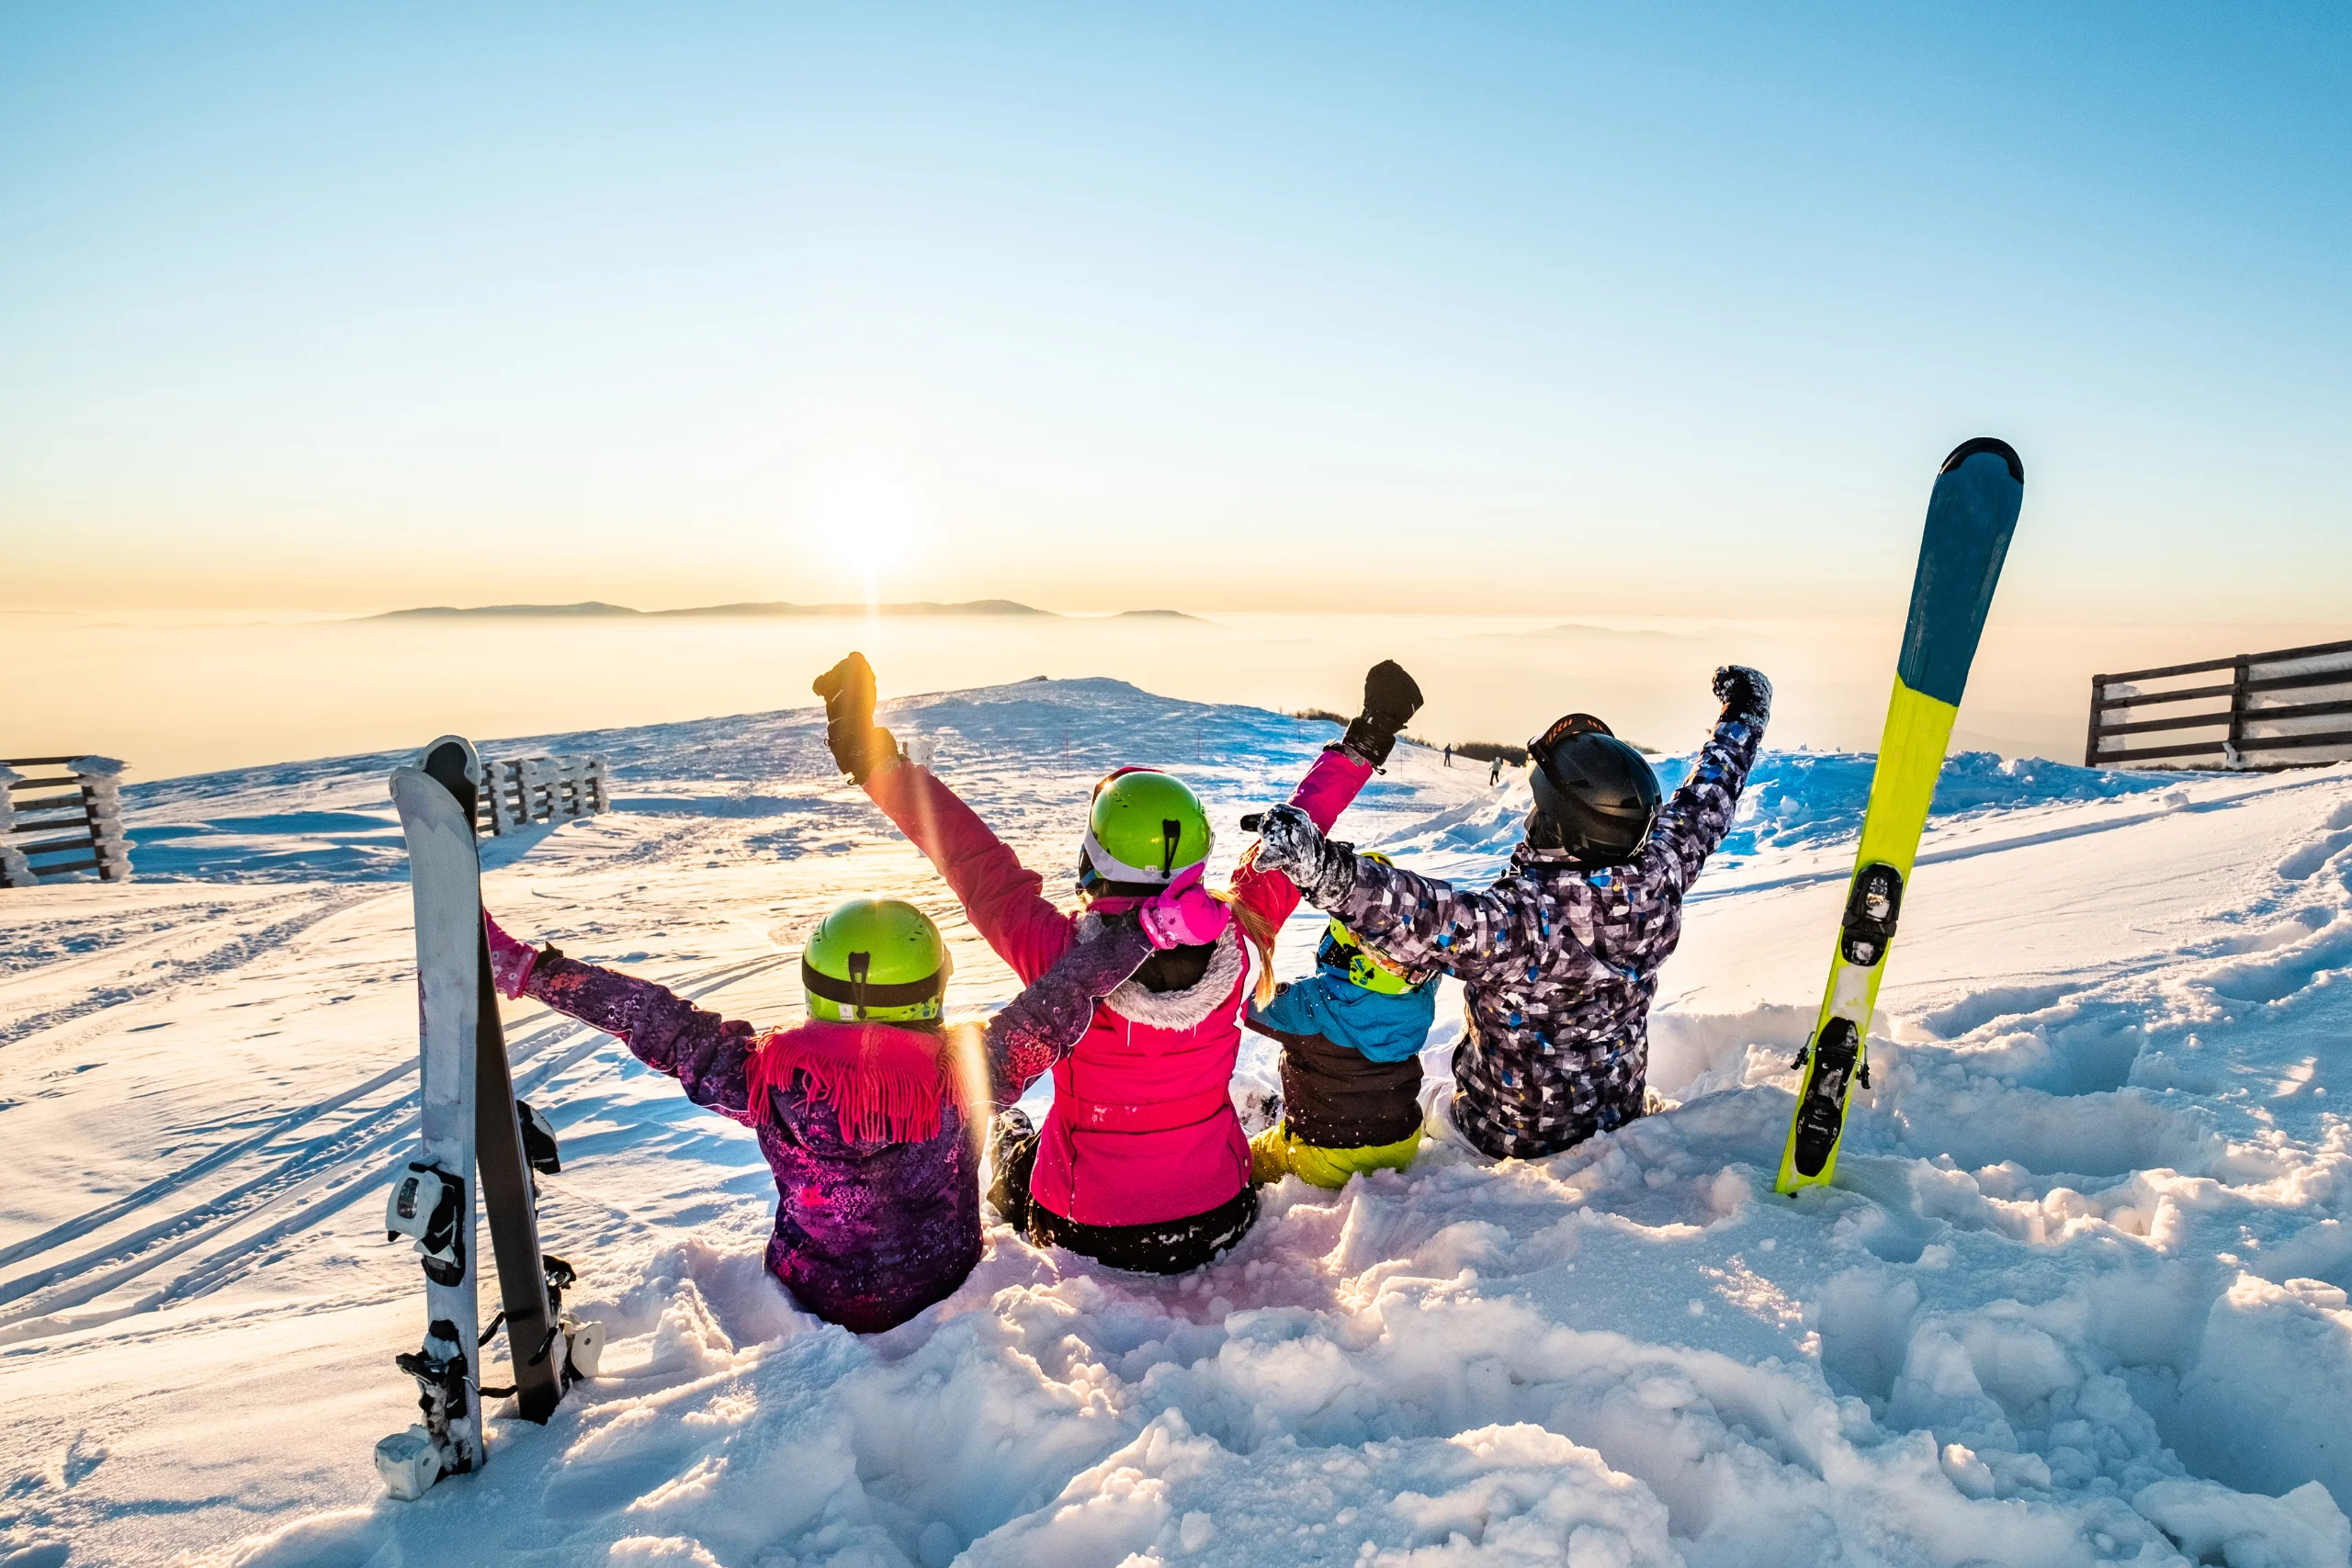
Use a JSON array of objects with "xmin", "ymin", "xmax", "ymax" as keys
[
  {"xmin": 360, "ymin": 600, "xmax": 1204, "ymax": 622},
  {"xmin": 368, "ymin": 602, "xmax": 641, "ymax": 619}
]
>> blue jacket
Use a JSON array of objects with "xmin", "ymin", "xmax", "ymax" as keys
[{"xmin": 1248, "ymin": 965, "xmax": 1437, "ymax": 1065}]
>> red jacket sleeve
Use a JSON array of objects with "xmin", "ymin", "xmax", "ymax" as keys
[
  {"xmin": 1231, "ymin": 746, "xmax": 1374, "ymax": 929},
  {"xmin": 863, "ymin": 758, "xmax": 1075, "ymax": 985}
]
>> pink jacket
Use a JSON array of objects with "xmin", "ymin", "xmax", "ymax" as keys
[{"xmin": 865, "ymin": 747, "xmax": 1372, "ymax": 1226}]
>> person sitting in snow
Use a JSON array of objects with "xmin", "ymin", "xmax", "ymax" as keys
[
  {"xmin": 1244, "ymin": 851, "xmax": 1442, "ymax": 1189},
  {"xmin": 480, "ymin": 891, "xmax": 1188, "ymax": 1332},
  {"xmin": 811, "ymin": 652, "xmax": 1422, "ymax": 1273},
  {"xmin": 1246, "ymin": 666, "xmax": 1770, "ymax": 1160}
]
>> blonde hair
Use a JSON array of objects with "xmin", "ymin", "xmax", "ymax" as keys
[{"xmin": 1212, "ymin": 889, "xmax": 1279, "ymax": 1005}]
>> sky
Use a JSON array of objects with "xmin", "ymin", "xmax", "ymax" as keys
[{"xmin": 2, "ymin": 2, "xmax": 2347, "ymax": 621}]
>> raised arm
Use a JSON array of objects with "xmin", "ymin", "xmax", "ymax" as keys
[
  {"xmin": 863, "ymin": 757, "xmax": 1074, "ymax": 983},
  {"xmin": 1229, "ymin": 660, "xmax": 1419, "ymax": 929},
  {"xmin": 489, "ymin": 918, "xmax": 762, "ymax": 1124},
  {"xmin": 815, "ymin": 653, "xmax": 1073, "ymax": 983},
  {"xmin": 1644, "ymin": 666, "xmax": 1770, "ymax": 886},
  {"xmin": 1296, "ymin": 849, "xmax": 1536, "ymax": 984},
  {"xmin": 1229, "ymin": 744, "xmax": 1374, "ymax": 929}
]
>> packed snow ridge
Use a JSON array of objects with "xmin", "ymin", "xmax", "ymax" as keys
[{"xmin": 5, "ymin": 677, "xmax": 2352, "ymax": 1568}]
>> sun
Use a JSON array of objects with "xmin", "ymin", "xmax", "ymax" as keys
[{"xmin": 813, "ymin": 475, "xmax": 922, "ymax": 606}]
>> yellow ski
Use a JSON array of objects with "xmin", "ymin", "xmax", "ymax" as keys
[{"xmin": 1776, "ymin": 438, "xmax": 2025, "ymax": 1195}]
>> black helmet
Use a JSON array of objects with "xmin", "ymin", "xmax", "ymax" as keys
[{"xmin": 1525, "ymin": 714, "xmax": 1660, "ymax": 863}]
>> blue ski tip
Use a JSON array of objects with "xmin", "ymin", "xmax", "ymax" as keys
[
  {"xmin": 1898, "ymin": 439, "xmax": 2025, "ymax": 706},
  {"xmin": 1939, "ymin": 436, "xmax": 2022, "ymax": 483}
]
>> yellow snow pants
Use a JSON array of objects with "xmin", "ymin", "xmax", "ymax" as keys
[{"xmin": 1249, "ymin": 1122, "xmax": 1422, "ymax": 1190}]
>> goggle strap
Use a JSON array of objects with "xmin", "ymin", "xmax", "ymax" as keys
[{"xmin": 802, "ymin": 955, "xmax": 945, "ymax": 1008}]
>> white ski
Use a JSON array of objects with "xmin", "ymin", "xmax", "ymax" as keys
[{"xmin": 377, "ymin": 738, "xmax": 490, "ymax": 1497}]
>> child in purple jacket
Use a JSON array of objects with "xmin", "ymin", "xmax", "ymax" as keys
[{"xmin": 483, "ymin": 891, "xmax": 1188, "ymax": 1332}]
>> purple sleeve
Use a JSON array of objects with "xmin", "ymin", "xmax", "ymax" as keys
[
  {"xmin": 981, "ymin": 919, "xmax": 1156, "ymax": 1106},
  {"xmin": 524, "ymin": 950, "xmax": 763, "ymax": 1124}
]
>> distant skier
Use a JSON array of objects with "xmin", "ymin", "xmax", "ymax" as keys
[
  {"xmin": 813, "ymin": 651, "xmax": 1422, "ymax": 1272},
  {"xmin": 478, "ymin": 894, "xmax": 1170, "ymax": 1331},
  {"xmin": 1488, "ymin": 754, "xmax": 1503, "ymax": 786},
  {"xmin": 1443, "ymin": 744, "xmax": 1453, "ymax": 768},
  {"xmin": 1249, "ymin": 666, "xmax": 1770, "ymax": 1160},
  {"xmin": 1244, "ymin": 851, "xmax": 1440, "ymax": 1188}
]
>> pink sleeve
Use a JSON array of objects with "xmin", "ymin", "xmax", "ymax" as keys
[
  {"xmin": 863, "ymin": 759, "xmax": 1075, "ymax": 984},
  {"xmin": 1231, "ymin": 746, "xmax": 1374, "ymax": 928}
]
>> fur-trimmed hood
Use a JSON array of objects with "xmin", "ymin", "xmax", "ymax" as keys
[{"xmin": 1077, "ymin": 916, "xmax": 1246, "ymax": 1031}]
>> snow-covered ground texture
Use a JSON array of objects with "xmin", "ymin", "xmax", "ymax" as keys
[{"xmin": 6, "ymin": 678, "xmax": 2352, "ymax": 1568}]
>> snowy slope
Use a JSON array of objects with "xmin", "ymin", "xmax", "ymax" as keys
[{"xmin": 4, "ymin": 679, "xmax": 2351, "ymax": 1568}]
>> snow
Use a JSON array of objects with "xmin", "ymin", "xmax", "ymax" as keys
[{"xmin": 6, "ymin": 677, "xmax": 2352, "ymax": 1567}]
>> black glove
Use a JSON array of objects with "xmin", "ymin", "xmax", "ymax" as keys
[
  {"xmin": 812, "ymin": 653, "xmax": 899, "ymax": 783},
  {"xmin": 1340, "ymin": 660, "xmax": 1424, "ymax": 768},
  {"xmin": 1249, "ymin": 803, "xmax": 1355, "ymax": 905},
  {"xmin": 1713, "ymin": 665, "xmax": 1771, "ymax": 727}
]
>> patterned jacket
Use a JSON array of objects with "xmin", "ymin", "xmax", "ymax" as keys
[{"xmin": 1302, "ymin": 711, "xmax": 1763, "ymax": 1158}]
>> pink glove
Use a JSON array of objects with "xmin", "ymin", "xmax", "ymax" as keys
[
  {"xmin": 483, "ymin": 911, "xmax": 540, "ymax": 1000},
  {"xmin": 1136, "ymin": 865, "xmax": 1233, "ymax": 950}
]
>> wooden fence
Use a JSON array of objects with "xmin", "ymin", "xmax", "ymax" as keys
[
  {"xmin": 2086, "ymin": 637, "xmax": 2352, "ymax": 771},
  {"xmin": 0, "ymin": 756, "xmax": 130, "ymax": 886},
  {"xmin": 481, "ymin": 755, "xmax": 610, "ymax": 835}
]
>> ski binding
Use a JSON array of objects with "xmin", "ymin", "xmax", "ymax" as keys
[
  {"xmin": 1838, "ymin": 863, "xmax": 1904, "ymax": 966},
  {"xmin": 385, "ymin": 1162, "xmax": 465, "ymax": 1286},
  {"xmin": 375, "ymin": 1317, "xmax": 474, "ymax": 1499},
  {"xmin": 1790, "ymin": 1019, "xmax": 1863, "ymax": 1180}
]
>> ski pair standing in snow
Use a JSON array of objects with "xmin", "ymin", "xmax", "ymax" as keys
[
  {"xmin": 1250, "ymin": 667, "xmax": 1770, "ymax": 1161},
  {"xmin": 478, "ymin": 882, "xmax": 1215, "ymax": 1332},
  {"xmin": 814, "ymin": 652, "xmax": 1423, "ymax": 1273},
  {"xmin": 380, "ymin": 738, "xmax": 601, "ymax": 1501}
]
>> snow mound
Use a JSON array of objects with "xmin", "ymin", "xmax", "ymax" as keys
[
  {"xmin": 115, "ymin": 679, "xmax": 1374, "ymax": 885},
  {"xmin": 1375, "ymin": 749, "xmax": 2188, "ymax": 874},
  {"xmin": 1706, "ymin": 750, "xmax": 2186, "ymax": 858}
]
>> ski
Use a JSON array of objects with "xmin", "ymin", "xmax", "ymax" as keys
[
  {"xmin": 1775, "ymin": 438, "xmax": 2025, "ymax": 1196},
  {"xmin": 377, "ymin": 739, "xmax": 491, "ymax": 1497},
  {"xmin": 378, "ymin": 737, "xmax": 603, "ymax": 1500},
  {"xmin": 435, "ymin": 738, "xmax": 576, "ymax": 1428}
]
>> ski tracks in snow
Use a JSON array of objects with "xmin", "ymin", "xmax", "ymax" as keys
[
  {"xmin": 0, "ymin": 886, "xmax": 389, "ymax": 1052},
  {"xmin": 0, "ymin": 953, "xmax": 789, "ymax": 1347}
]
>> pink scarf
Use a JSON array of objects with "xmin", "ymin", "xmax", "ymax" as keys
[{"xmin": 742, "ymin": 1019, "xmax": 954, "ymax": 1143}]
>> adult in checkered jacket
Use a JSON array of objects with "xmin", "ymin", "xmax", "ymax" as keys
[{"xmin": 1250, "ymin": 666, "xmax": 1770, "ymax": 1160}]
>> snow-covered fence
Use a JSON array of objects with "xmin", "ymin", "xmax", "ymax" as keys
[
  {"xmin": 0, "ymin": 756, "xmax": 130, "ymax": 886},
  {"xmin": 481, "ymin": 754, "xmax": 610, "ymax": 835},
  {"xmin": 2087, "ymin": 637, "xmax": 2352, "ymax": 771}
]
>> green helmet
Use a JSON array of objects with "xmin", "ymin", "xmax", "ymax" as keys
[
  {"xmin": 801, "ymin": 897, "xmax": 951, "ymax": 1024},
  {"xmin": 1317, "ymin": 852, "xmax": 1420, "ymax": 996},
  {"xmin": 1079, "ymin": 767, "xmax": 1214, "ymax": 895}
]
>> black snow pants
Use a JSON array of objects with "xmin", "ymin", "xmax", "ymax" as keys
[{"xmin": 987, "ymin": 1111, "xmax": 1256, "ymax": 1275}]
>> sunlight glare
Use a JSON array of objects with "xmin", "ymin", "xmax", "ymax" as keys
[{"xmin": 813, "ymin": 474, "xmax": 923, "ymax": 607}]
